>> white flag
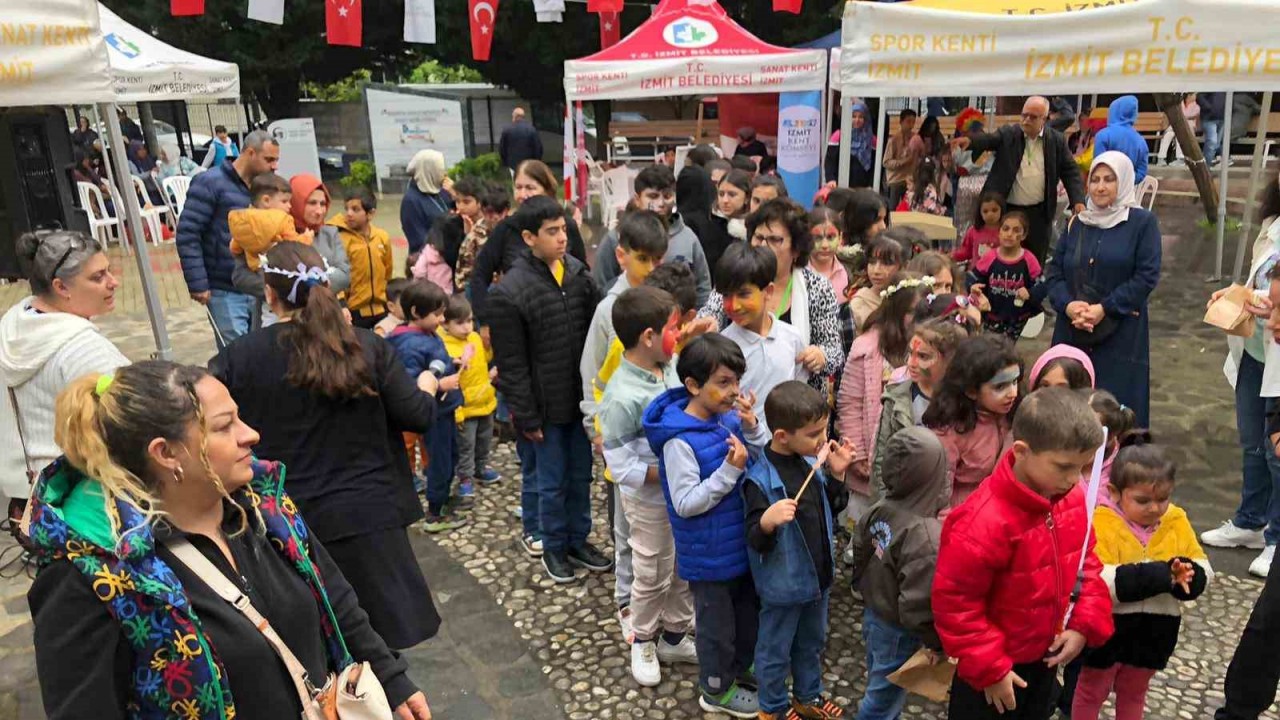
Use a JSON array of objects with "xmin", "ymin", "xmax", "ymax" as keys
[
  {"xmin": 533, "ymin": 0, "xmax": 563, "ymax": 22},
  {"xmin": 247, "ymin": 0, "xmax": 284, "ymax": 24},
  {"xmin": 404, "ymin": 0, "xmax": 437, "ymax": 43}
]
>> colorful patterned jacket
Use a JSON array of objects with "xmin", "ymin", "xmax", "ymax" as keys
[{"xmin": 26, "ymin": 458, "xmax": 352, "ymax": 719}]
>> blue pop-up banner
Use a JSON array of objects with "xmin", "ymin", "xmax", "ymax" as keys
[{"xmin": 776, "ymin": 90, "xmax": 824, "ymax": 206}]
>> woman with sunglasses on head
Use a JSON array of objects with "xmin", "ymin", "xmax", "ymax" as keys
[{"xmin": 0, "ymin": 230, "xmax": 127, "ymax": 534}]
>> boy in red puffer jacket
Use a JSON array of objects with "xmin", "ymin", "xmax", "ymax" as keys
[{"xmin": 933, "ymin": 387, "xmax": 1114, "ymax": 720}]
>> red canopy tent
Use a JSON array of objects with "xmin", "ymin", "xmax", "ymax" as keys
[{"xmin": 563, "ymin": 0, "xmax": 826, "ymax": 201}]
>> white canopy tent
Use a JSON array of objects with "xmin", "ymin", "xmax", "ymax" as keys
[
  {"xmin": 837, "ymin": 0, "xmax": 1280, "ymax": 277},
  {"xmin": 0, "ymin": 1, "xmax": 243, "ymax": 359}
]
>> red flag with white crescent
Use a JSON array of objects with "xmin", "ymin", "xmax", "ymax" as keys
[
  {"xmin": 171, "ymin": 0, "xmax": 204, "ymax": 15},
  {"xmin": 598, "ymin": 11, "xmax": 620, "ymax": 49},
  {"xmin": 326, "ymin": 0, "xmax": 363, "ymax": 46},
  {"xmin": 773, "ymin": 0, "xmax": 802, "ymax": 12},
  {"xmin": 587, "ymin": 0, "xmax": 623, "ymax": 12},
  {"xmin": 469, "ymin": 0, "xmax": 499, "ymax": 61}
]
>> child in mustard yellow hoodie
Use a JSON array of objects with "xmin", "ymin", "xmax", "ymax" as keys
[
  {"xmin": 230, "ymin": 173, "xmax": 311, "ymax": 301},
  {"xmin": 331, "ymin": 188, "xmax": 394, "ymax": 330},
  {"xmin": 439, "ymin": 295, "xmax": 500, "ymax": 499},
  {"xmin": 1072, "ymin": 440, "xmax": 1212, "ymax": 720}
]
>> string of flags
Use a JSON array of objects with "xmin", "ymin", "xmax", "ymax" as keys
[{"xmin": 168, "ymin": 0, "xmax": 804, "ymax": 56}]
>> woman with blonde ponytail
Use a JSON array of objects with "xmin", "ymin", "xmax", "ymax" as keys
[
  {"xmin": 28, "ymin": 361, "xmax": 433, "ymax": 719},
  {"xmin": 211, "ymin": 241, "xmax": 443, "ymax": 650}
]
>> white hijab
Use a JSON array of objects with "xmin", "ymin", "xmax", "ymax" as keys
[
  {"xmin": 407, "ymin": 149, "xmax": 446, "ymax": 194},
  {"xmin": 1077, "ymin": 151, "xmax": 1137, "ymax": 230}
]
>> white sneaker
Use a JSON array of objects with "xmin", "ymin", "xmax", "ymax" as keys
[
  {"xmin": 1201, "ymin": 520, "xmax": 1266, "ymax": 549},
  {"xmin": 631, "ymin": 640, "xmax": 661, "ymax": 686},
  {"xmin": 1251, "ymin": 545, "xmax": 1276, "ymax": 578},
  {"xmin": 656, "ymin": 634, "xmax": 699, "ymax": 664},
  {"xmin": 618, "ymin": 606, "xmax": 634, "ymax": 644}
]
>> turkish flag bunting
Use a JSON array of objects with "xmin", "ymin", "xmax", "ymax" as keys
[
  {"xmin": 598, "ymin": 11, "xmax": 620, "ymax": 49},
  {"xmin": 171, "ymin": 0, "xmax": 204, "ymax": 16},
  {"xmin": 587, "ymin": 0, "xmax": 623, "ymax": 12},
  {"xmin": 469, "ymin": 0, "xmax": 499, "ymax": 61},
  {"xmin": 773, "ymin": 0, "xmax": 802, "ymax": 12},
  {"xmin": 326, "ymin": 0, "xmax": 363, "ymax": 47}
]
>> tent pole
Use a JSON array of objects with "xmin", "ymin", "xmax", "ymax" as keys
[
  {"xmin": 1235, "ymin": 90, "xmax": 1273, "ymax": 282},
  {"xmin": 100, "ymin": 102, "xmax": 173, "ymax": 360},
  {"xmin": 91, "ymin": 104, "xmax": 121, "ymax": 201},
  {"xmin": 837, "ymin": 95, "xmax": 853, "ymax": 187},
  {"xmin": 566, "ymin": 93, "xmax": 575, "ymax": 205},
  {"xmin": 1214, "ymin": 93, "xmax": 1234, "ymax": 281},
  {"xmin": 872, "ymin": 98, "xmax": 887, "ymax": 194}
]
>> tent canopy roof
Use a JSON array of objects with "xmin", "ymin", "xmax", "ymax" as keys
[
  {"xmin": 99, "ymin": 3, "xmax": 240, "ymax": 102},
  {"xmin": 565, "ymin": 0, "xmax": 825, "ymax": 101}
]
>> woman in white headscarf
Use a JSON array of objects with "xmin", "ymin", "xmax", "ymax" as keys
[
  {"xmin": 156, "ymin": 141, "xmax": 199, "ymax": 180},
  {"xmin": 400, "ymin": 149, "xmax": 455, "ymax": 262},
  {"xmin": 1043, "ymin": 150, "xmax": 1161, "ymax": 426}
]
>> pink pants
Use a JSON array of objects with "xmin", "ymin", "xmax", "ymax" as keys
[{"xmin": 1072, "ymin": 664, "xmax": 1158, "ymax": 720}]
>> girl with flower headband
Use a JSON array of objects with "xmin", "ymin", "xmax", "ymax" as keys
[
  {"xmin": 836, "ymin": 270, "xmax": 933, "ymax": 520},
  {"xmin": 848, "ymin": 236, "xmax": 905, "ymax": 331},
  {"xmin": 922, "ymin": 335, "xmax": 1020, "ymax": 508}
]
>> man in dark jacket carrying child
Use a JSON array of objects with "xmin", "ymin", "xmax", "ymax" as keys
[{"xmin": 488, "ymin": 196, "xmax": 612, "ymax": 584}]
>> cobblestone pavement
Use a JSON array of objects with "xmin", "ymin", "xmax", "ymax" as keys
[{"xmin": 1, "ymin": 204, "xmax": 1279, "ymax": 717}]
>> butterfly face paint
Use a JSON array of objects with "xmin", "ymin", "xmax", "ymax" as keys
[{"xmin": 977, "ymin": 364, "xmax": 1021, "ymax": 416}]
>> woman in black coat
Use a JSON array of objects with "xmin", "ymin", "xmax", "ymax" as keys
[{"xmin": 211, "ymin": 241, "xmax": 442, "ymax": 649}]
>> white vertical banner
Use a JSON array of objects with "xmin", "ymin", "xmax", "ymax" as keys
[
  {"xmin": 534, "ymin": 0, "xmax": 564, "ymax": 22},
  {"xmin": 268, "ymin": 119, "xmax": 322, "ymax": 181},
  {"xmin": 404, "ymin": 0, "xmax": 437, "ymax": 43},
  {"xmin": 247, "ymin": 0, "xmax": 285, "ymax": 25}
]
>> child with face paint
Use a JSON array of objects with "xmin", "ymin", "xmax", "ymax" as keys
[
  {"xmin": 716, "ymin": 243, "xmax": 810, "ymax": 436},
  {"xmin": 868, "ymin": 317, "xmax": 970, "ymax": 502},
  {"xmin": 807, "ymin": 207, "xmax": 849, "ymax": 302},
  {"xmin": 836, "ymin": 271, "xmax": 933, "ymax": 518},
  {"xmin": 581, "ymin": 210, "xmax": 670, "ymax": 629},
  {"xmin": 597, "ymin": 287, "xmax": 698, "ymax": 687},
  {"xmin": 592, "ymin": 165, "xmax": 713, "ymax": 306},
  {"xmin": 922, "ymin": 336, "xmax": 1020, "ymax": 508},
  {"xmin": 642, "ymin": 334, "xmax": 771, "ymax": 717}
]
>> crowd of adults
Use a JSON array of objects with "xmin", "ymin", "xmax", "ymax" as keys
[{"xmin": 6, "ymin": 93, "xmax": 1280, "ymax": 719}]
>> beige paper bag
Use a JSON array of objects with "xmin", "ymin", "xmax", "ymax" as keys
[
  {"xmin": 887, "ymin": 648, "xmax": 956, "ymax": 703},
  {"xmin": 1204, "ymin": 284, "xmax": 1257, "ymax": 338}
]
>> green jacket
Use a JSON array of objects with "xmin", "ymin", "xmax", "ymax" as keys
[{"xmin": 870, "ymin": 377, "xmax": 917, "ymax": 503}]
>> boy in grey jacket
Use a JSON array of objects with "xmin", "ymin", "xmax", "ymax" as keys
[{"xmin": 852, "ymin": 427, "xmax": 949, "ymax": 720}]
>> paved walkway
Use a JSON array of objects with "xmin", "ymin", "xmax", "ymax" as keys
[{"xmin": 0, "ymin": 204, "xmax": 1278, "ymax": 717}]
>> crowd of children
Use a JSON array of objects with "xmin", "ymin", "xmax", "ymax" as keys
[{"xmin": 223, "ymin": 148, "xmax": 1210, "ymax": 720}]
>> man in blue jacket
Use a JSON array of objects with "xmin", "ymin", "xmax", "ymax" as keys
[
  {"xmin": 1093, "ymin": 95, "xmax": 1149, "ymax": 182},
  {"xmin": 177, "ymin": 129, "xmax": 279, "ymax": 347}
]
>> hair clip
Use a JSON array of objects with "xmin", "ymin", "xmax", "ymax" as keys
[
  {"xmin": 95, "ymin": 374, "xmax": 114, "ymax": 397},
  {"xmin": 261, "ymin": 257, "xmax": 333, "ymax": 304}
]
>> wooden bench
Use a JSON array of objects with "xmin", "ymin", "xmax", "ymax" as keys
[{"xmin": 608, "ymin": 120, "xmax": 719, "ymax": 145}]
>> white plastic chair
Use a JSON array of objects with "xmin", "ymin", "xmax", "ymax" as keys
[
  {"xmin": 131, "ymin": 176, "xmax": 170, "ymax": 245},
  {"xmin": 75, "ymin": 181, "xmax": 120, "ymax": 250},
  {"xmin": 1137, "ymin": 175, "xmax": 1159, "ymax": 211},
  {"xmin": 601, "ymin": 166, "xmax": 634, "ymax": 230},
  {"xmin": 162, "ymin": 175, "xmax": 192, "ymax": 218}
]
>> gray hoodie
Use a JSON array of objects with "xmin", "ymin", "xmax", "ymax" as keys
[
  {"xmin": 852, "ymin": 427, "xmax": 949, "ymax": 648},
  {"xmin": 0, "ymin": 300, "xmax": 128, "ymax": 498},
  {"xmin": 592, "ymin": 211, "xmax": 712, "ymax": 308}
]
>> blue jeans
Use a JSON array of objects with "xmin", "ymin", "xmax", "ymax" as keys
[
  {"xmin": 532, "ymin": 422, "xmax": 594, "ymax": 554},
  {"xmin": 206, "ymin": 289, "xmax": 255, "ymax": 349},
  {"xmin": 857, "ymin": 608, "xmax": 922, "ymax": 720},
  {"xmin": 424, "ymin": 418, "xmax": 458, "ymax": 516},
  {"xmin": 1204, "ymin": 119, "xmax": 1224, "ymax": 166},
  {"xmin": 756, "ymin": 591, "xmax": 830, "ymax": 714},
  {"xmin": 1234, "ymin": 352, "xmax": 1280, "ymax": 545},
  {"xmin": 517, "ymin": 435, "xmax": 539, "ymax": 537}
]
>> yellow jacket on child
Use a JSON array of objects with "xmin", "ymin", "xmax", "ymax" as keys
[
  {"xmin": 330, "ymin": 213, "xmax": 392, "ymax": 320},
  {"xmin": 439, "ymin": 329, "xmax": 497, "ymax": 423},
  {"xmin": 229, "ymin": 208, "xmax": 308, "ymax": 271},
  {"xmin": 1094, "ymin": 503, "xmax": 1213, "ymax": 619}
]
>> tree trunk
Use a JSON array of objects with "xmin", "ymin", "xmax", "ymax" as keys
[
  {"xmin": 138, "ymin": 103, "xmax": 161, "ymax": 158},
  {"xmin": 1154, "ymin": 92, "xmax": 1217, "ymax": 221}
]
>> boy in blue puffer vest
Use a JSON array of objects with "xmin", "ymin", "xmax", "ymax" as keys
[
  {"xmin": 643, "ymin": 333, "xmax": 770, "ymax": 718},
  {"xmin": 743, "ymin": 381, "xmax": 855, "ymax": 719}
]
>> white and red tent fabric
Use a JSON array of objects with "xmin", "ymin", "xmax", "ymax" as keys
[{"xmin": 564, "ymin": 0, "xmax": 826, "ymax": 102}]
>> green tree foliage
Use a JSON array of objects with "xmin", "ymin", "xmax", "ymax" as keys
[
  {"xmin": 302, "ymin": 69, "xmax": 372, "ymax": 103},
  {"xmin": 407, "ymin": 60, "xmax": 484, "ymax": 85}
]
